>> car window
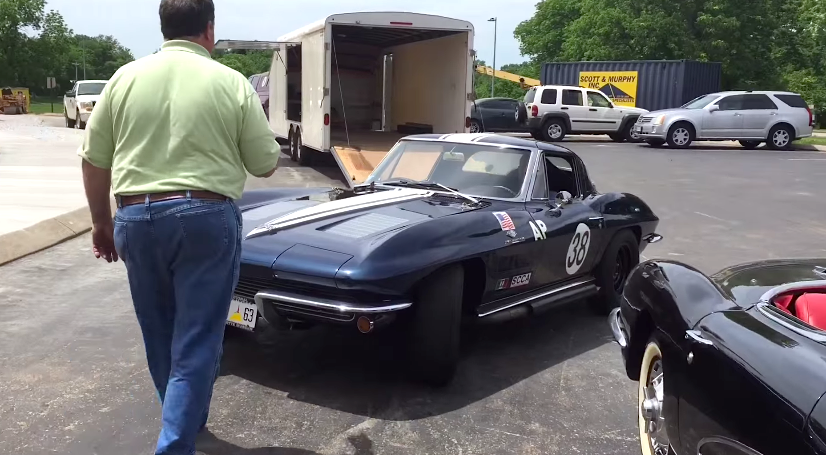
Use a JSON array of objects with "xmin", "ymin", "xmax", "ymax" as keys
[
  {"xmin": 716, "ymin": 95, "xmax": 745, "ymax": 111},
  {"xmin": 545, "ymin": 155, "xmax": 578, "ymax": 196},
  {"xmin": 540, "ymin": 89, "xmax": 557, "ymax": 105},
  {"xmin": 260, "ymin": 76, "xmax": 269, "ymax": 88},
  {"xmin": 77, "ymin": 82, "xmax": 107, "ymax": 95},
  {"xmin": 774, "ymin": 94, "xmax": 809, "ymax": 108},
  {"xmin": 368, "ymin": 141, "xmax": 533, "ymax": 199},
  {"xmin": 562, "ymin": 89, "xmax": 583, "ymax": 106},
  {"xmin": 682, "ymin": 94, "xmax": 716, "ymax": 109},
  {"xmin": 742, "ymin": 94, "xmax": 777, "ymax": 110},
  {"xmin": 587, "ymin": 92, "xmax": 612, "ymax": 108},
  {"xmin": 531, "ymin": 157, "xmax": 548, "ymax": 200},
  {"xmin": 524, "ymin": 87, "xmax": 537, "ymax": 104},
  {"xmin": 487, "ymin": 99, "xmax": 515, "ymax": 110}
]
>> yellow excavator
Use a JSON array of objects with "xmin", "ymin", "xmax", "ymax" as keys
[{"xmin": 475, "ymin": 65, "xmax": 540, "ymax": 89}]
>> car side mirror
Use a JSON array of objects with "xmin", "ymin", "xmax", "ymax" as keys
[
  {"xmin": 708, "ymin": 104, "xmax": 719, "ymax": 112},
  {"xmin": 65, "ymin": 91, "xmax": 74, "ymax": 97}
]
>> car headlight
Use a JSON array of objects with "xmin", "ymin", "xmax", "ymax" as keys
[
  {"xmin": 79, "ymin": 102, "xmax": 94, "ymax": 109},
  {"xmin": 652, "ymin": 114, "xmax": 667, "ymax": 126}
]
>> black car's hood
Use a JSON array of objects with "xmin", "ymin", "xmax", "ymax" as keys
[
  {"xmin": 238, "ymin": 187, "xmax": 481, "ymax": 276},
  {"xmin": 710, "ymin": 258, "xmax": 826, "ymax": 305}
]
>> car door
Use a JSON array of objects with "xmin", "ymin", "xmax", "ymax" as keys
[
  {"xmin": 66, "ymin": 83, "xmax": 78, "ymax": 115},
  {"xmin": 585, "ymin": 91, "xmax": 622, "ymax": 132},
  {"xmin": 677, "ymin": 306, "xmax": 824, "ymax": 455},
  {"xmin": 524, "ymin": 152, "xmax": 605, "ymax": 286},
  {"xmin": 740, "ymin": 94, "xmax": 779, "ymax": 139},
  {"xmin": 702, "ymin": 95, "xmax": 746, "ymax": 138},
  {"xmin": 485, "ymin": 99, "xmax": 511, "ymax": 131},
  {"xmin": 500, "ymin": 99, "xmax": 522, "ymax": 132},
  {"xmin": 560, "ymin": 89, "xmax": 590, "ymax": 133}
]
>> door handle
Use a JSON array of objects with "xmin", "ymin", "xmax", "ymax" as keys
[
  {"xmin": 769, "ymin": 112, "xmax": 778, "ymax": 116},
  {"xmin": 734, "ymin": 113, "xmax": 743, "ymax": 116},
  {"xmin": 561, "ymin": 107, "xmax": 569, "ymax": 110},
  {"xmin": 589, "ymin": 108, "xmax": 598, "ymax": 112},
  {"xmin": 685, "ymin": 330, "xmax": 713, "ymax": 346}
]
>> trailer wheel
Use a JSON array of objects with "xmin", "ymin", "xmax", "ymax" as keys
[
  {"xmin": 295, "ymin": 129, "xmax": 312, "ymax": 166},
  {"xmin": 288, "ymin": 129, "xmax": 297, "ymax": 162}
]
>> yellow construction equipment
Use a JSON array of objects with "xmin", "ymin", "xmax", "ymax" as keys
[
  {"xmin": 0, "ymin": 87, "xmax": 29, "ymax": 114},
  {"xmin": 475, "ymin": 65, "xmax": 540, "ymax": 89}
]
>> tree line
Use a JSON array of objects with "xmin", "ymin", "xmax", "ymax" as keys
[{"xmin": 477, "ymin": 0, "xmax": 825, "ymax": 119}]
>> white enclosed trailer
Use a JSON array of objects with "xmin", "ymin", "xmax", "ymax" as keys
[{"xmin": 217, "ymin": 12, "xmax": 475, "ymax": 187}]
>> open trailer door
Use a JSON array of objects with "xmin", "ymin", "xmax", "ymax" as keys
[{"xmin": 215, "ymin": 39, "xmax": 298, "ymax": 140}]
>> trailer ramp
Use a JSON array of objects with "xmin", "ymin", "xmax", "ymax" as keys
[{"xmin": 331, "ymin": 130, "xmax": 404, "ymax": 187}]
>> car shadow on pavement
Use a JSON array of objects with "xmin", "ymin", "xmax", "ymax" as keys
[
  {"xmin": 197, "ymin": 429, "xmax": 322, "ymax": 454},
  {"xmin": 219, "ymin": 302, "xmax": 612, "ymax": 421}
]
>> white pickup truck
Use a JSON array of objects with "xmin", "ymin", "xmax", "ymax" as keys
[{"xmin": 64, "ymin": 80, "xmax": 108, "ymax": 129}]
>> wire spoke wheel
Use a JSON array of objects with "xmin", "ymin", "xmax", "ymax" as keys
[
  {"xmin": 612, "ymin": 244, "xmax": 631, "ymax": 293},
  {"xmin": 639, "ymin": 345, "xmax": 670, "ymax": 455}
]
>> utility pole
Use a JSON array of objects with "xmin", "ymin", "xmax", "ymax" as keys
[
  {"xmin": 488, "ymin": 17, "xmax": 497, "ymax": 98},
  {"xmin": 72, "ymin": 62, "xmax": 80, "ymax": 82},
  {"xmin": 82, "ymin": 42, "xmax": 86, "ymax": 80}
]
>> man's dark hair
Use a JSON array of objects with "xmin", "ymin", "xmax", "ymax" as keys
[{"xmin": 159, "ymin": 0, "xmax": 215, "ymax": 40}]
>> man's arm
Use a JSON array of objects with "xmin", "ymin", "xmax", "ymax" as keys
[
  {"xmin": 239, "ymin": 87, "xmax": 279, "ymax": 178},
  {"xmin": 78, "ymin": 85, "xmax": 118, "ymax": 262},
  {"xmin": 81, "ymin": 160, "xmax": 113, "ymax": 225}
]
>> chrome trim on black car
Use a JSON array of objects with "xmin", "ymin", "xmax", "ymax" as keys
[
  {"xmin": 758, "ymin": 279, "xmax": 826, "ymax": 304},
  {"xmin": 609, "ymin": 307, "xmax": 628, "ymax": 348}
]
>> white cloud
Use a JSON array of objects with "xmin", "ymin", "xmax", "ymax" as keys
[{"xmin": 45, "ymin": 0, "xmax": 537, "ymax": 66}]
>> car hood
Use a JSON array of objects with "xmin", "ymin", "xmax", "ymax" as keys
[
  {"xmin": 710, "ymin": 258, "xmax": 826, "ymax": 306},
  {"xmin": 642, "ymin": 108, "xmax": 690, "ymax": 117},
  {"xmin": 619, "ymin": 106, "xmax": 648, "ymax": 115},
  {"xmin": 75, "ymin": 94, "xmax": 102, "ymax": 103},
  {"xmin": 239, "ymin": 187, "xmax": 481, "ymax": 275}
]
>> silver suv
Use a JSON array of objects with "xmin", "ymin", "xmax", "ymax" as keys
[{"xmin": 634, "ymin": 91, "xmax": 814, "ymax": 150}]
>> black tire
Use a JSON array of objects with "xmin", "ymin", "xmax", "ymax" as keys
[
  {"xmin": 516, "ymin": 102, "xmax": 528, "ymax": 124},
  {"xmin": 624, "ymin": 119, "xmax": 642, "ymax": 143},
  {"xmin": 666, "ymin": 122, "xmax": 693, "ymax": 149},
  {"xmin": 288, "ymin": 130, "xmax": 297, "ymax": 162},
  {"xmin": 64, "ymin": 110, "xmax": 76, "ymax": 128},
  {"xmin": 469, "ymin": 119, "xmax": 483, "ymax": 134},
  {"xmin": 608, "ymin": 133, "xmax": 625, "ymax": 142},
  {"xmin": 406, "ymin": 264, "xmax": 463, "ymax": 386},
  {"xmin": 529, "ymin": 130, "xmax": 542, "ymax": 140},
  {"xmin": 590, "ymin": 230, "xmax": 639, "ymax": 315},
  {"xmin": 739, "ymin": 140, "xmax": 761, "ymax": 150},
  {"xmin": 645, "ymin": 139, "xmax": 665, "ymax": 148},
  {"xmin": 542, "ymin": 118, "xmax": 566, "ymax": 142},
  {"xmin": 767, "ymin": 124, "xmax": 794, "ymax": 150},
  {"xmin": 296, "ymin": 130, "xmax": 312, "ymax": 166}
]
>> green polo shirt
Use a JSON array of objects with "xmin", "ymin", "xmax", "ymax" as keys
[{"xmin": 78, "ymin": 40, "xmax": 278, "ymax": 200}]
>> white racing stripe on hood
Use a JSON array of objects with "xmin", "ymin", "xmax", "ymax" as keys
[{"xmin": 245, "ymin": 187, "xmax": 433, "ymax": 239}]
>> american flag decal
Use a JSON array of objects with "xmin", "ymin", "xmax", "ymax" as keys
[{"xmin": 492, "ymin": 212, "xmax": 515, "ymax": 231}]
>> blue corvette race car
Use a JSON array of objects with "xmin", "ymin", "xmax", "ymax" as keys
[{"xmin": 227, "ymin": 133, "xmax": 662, "ymax": 384}]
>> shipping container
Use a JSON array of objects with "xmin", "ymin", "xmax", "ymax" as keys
[{"xmin": 540, "ymin": 60, "xmax": 722, "ymax": 112}]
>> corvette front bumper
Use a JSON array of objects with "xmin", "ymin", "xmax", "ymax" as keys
[{"xmin": 254, "ymin": 289, "xmax": 411, "ymax": 332}]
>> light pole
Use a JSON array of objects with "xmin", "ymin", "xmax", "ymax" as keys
[
  {"xmin": 82, "ymin": 42, "xmax": 86, "ymax": 80},
  {"xmin": 72, "ymin": 62, "xmax": 80, "ymax": 82},
  {"xmin": 488, "ymin": 17, "xmax": 497, "ymax": 98}
]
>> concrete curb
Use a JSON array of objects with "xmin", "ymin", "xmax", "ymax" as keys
[
  {"xmin": 0, "ymin": 198, "xmax": 117, "ymax": 266},
  {"xmin": 793, "ymin": 144, "xmax": 826, "ymax": 152}
]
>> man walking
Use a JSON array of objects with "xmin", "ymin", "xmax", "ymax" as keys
[{"xmin": 78, "ymin": 1, "xmax": 278, "ymax": 453}]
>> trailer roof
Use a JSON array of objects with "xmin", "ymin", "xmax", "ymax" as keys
[{"xmin": 277, "ymin": 12, "xmax": 474, "ymax": 42}]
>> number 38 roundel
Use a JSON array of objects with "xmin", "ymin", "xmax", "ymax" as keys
[{"xmin": 565, "ymin": 223, "xmax": 591, "ymax": 275}]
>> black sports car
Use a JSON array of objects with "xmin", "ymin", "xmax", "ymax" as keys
[
  {"xmin": 228, "ymin": 133, "xmax": 661, "ymax": 384},
  {"xmin": 610, "ymin": 258, "xmax": 826, "ymax": 455}
]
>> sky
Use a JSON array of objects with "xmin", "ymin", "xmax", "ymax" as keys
[{"xmin": 44, "ymin": 0, "xmax": 538, "ymax": 68}]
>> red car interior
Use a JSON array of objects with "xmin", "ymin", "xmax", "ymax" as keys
[{"xmin": 773, "ymin": 291, "xmax": 826, "ymax": 331}]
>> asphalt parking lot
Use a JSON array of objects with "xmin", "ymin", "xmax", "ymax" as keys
[{"xmin": 2, "ymin": 133, "xmax": 826, "ymax": 455}]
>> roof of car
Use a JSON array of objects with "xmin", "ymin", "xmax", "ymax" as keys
[
  {"xmin": 709, "ymin": 90, "xmax": 800, "ymax": 96},
  {"xmin": 402, "ymin": 133, "xmax": 575, "ymax": 155}
]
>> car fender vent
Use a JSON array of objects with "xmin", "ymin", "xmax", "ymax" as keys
[{"xmin": 323, "ymin": 213, "xmax": 408, "ymax": 239}]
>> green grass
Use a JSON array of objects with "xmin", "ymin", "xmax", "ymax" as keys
[
  {"xmin": 794, "ymin": 136, "xmax": 826, "ymax": 146},
  {"xmin": 28, "ymin": 97, "xmax": 62, "ymax": 114}
]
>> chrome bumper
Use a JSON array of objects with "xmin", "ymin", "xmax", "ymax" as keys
[
  {"xmin": 254, "ymin": 289, "xmax": 412, "ymax": 323},
  {"xmin": 608, "ymin": 307, "xmax": 628, "ymax": 348}
]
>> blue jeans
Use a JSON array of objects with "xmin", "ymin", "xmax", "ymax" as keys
[{"xmin": 113, "ymin": 195, "xmax": 241, "ymax": 455}]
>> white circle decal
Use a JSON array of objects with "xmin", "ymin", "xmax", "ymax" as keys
[{"xmin": 565, "ymin": 223, "xmax": 591, "ymax": 275}]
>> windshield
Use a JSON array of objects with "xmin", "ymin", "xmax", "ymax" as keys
[
  {"xmin": 77, "ymin": 82, "xmax": 106, "ymax": 95},
  {"xmin": 365, "ymin": 141, "xmax": 533, "ymax": 199},
  {"xmin": 681, "ymin": 94, "xmax": 716, "ymax": 109}
]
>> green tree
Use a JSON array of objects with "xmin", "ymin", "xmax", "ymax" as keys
[
  {"xmin": 213, "ymin": 50, "xmax": 273, "ymax": 77},
  {"xmin": 0, "ymin": 0, "xmax": 47, "ymax": 85},
  {"xmin": 474, "ymin": 60, "xmax": 539, "ymax": 101}
]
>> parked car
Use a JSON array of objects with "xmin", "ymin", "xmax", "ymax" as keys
[
  {"xmin": 63, "ymin": 80, "xmax": 108, "ymax": 129},
  {"xmin": 469, "ymin": 97, "xmax": 529, "ymax": 133},
  {"xmin": 228, "ymin": 133, "xmax": 662, "ymax": 385},
  {"xmin": 633, "ymin": 91, "xmax": 815, "ymax": 150},
  {"xmin": 523, "ymin": 84, "xmax": 648, "ymax": 142},
  {"xmin": 610, "ymin": 258, "xmax": 826, "ymax": 455},
  {"xmin": 248, "ymin": 72, "xmax": 269, "ymax": 119}
]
